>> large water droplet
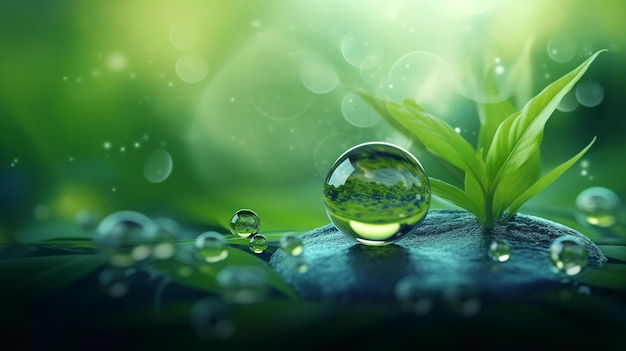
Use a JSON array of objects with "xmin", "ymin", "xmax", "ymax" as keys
[
  {"xmin": 216, "ymin": 266, "xmax": 268, "ymax": 303},
  {"xmin": 95, "ymin": 211, "xmax": 158, "ymax": 267},
  {"xmin": 176, "ymin": 52, "xmax": 209, "ymax": 83},
  {"xmin": 548, "ymin": 236, "xmax": 589, "ymax": 276},
  {"xmin": 195, "ymin": 231, "xmax": 229, "ymax": 263},
  {"xmin": 575, "ymin": 186, "xmax": 621, "ymax": 228},
  {"xmin": 248, "ymin": 234, "xmax": 268, "ymax": 254},
  {"xmin": 143, "ymin": 149, "xmax": 173, "ymax": 183},
  {"xmin": 341, "ymin": 32, "xmax": 383, "ymax": 69},
  {"xmin": 394, "ymin": 276, "xmax": 433, "ymax": 315},
  {"xmin": 340, "ymin": 92, "xmax": 381, "ymax": 128},
  {"xmin": 323, "ymin": 142, "xmax": 431, "ymax": 245},
  {"xmin": 229, "ymin": 209, "xmax": 260, "ymax": 238},
  {"xmin": 279, "ymin": 234, "xmax": 303, "ymax": 256},
  {"xmin": 575, "ymin": 81, "xmax": 604, "ymax": 108},
  {"xmin": 547, "ymin": 35, "xmax": 577, "ymax": 63},
  {"xmin": 488, "ymin": 239, "xmax": 511, "ymax": 262},
  {"xmin": 300, "ymin": 62, "xmax": 339, "ymax": 94}
]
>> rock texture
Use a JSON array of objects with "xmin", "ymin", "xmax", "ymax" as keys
[{"xmin": 269, "ymin": 210, "xmax": 606, "ymax": 302}]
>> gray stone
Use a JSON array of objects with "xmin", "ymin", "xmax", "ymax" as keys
[{"xmin": 269, "ymin": 210, "xmax": 606, "ymax": 302}]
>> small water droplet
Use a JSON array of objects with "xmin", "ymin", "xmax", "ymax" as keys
[
  {"xmin": 103, "ymin": 141, "xmax": 112, "ymax": 150},
  {"xmin": 341, "ymin": 32, "xmax": 382, "ymax": 69},
  {"xmin": 340, "ymin": 92, "xmax": 382, "ymax": 128},
  {"xmin": 548, "ymin": 236, "xmax": 589, "ymax": 276},
  {"xmin": 575, "ymin": 186, "xmax": 621, "ymax": 228},
  {"xmin": 248, "ymin": 234, "xmax": 268, "ymax": 254},
  {"xmin": 488, "ymin": 239, "xmax": 511, "ymax": 262},
  {"xmin": 216, "ymin": 266, "xmax": 268, "ymax": 303},
  {"xmin": 547, "ymin": 35, "xmax": 577, "ymax": 63},
  {"xmin": 279, "ymin": 235, "xmax": 303, "ymax": 256},
  {"xmin": 75, "ymin": 209, "xmax": 99, "ymax": 232},
  {"xmin": 176, "ymin": 52, "xmax": 209, "ymax": 83},
  {"xmin": 94, "ymin": 211, "xmax": 158, "ymax": 267},
  {"xmin": 323, "ymin": 142, "xmax": 431, "ymax": 245},
  {"xmin": 195, "ymin": 231, "xmax": 229, "ymax": 263},
  {"xmin": 143, "ymin": 149, "xmax": 173, "ymax": 183},
  {"xmin": 229, "ymin": 209, "xmax": 260, "ymax": 238},
  {"xmin": 300, "ymin": 62, "xmax": 339, "ymax": 94},
  {"xmin": 395, "ymin": 276, "xmax": 433, "ymax": 315}
]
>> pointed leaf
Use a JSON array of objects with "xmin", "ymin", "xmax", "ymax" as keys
[
  {"xmin": 387, "ymin": 99, "xmax": 487, "ymax": 188},
  {"xmin": 492, "ymin": 152, "xmax": 541, "ymax": 219},
  {"xmin": 430, "ymin": 178, "xmax": 484, "ymax": 225},
  {"xmin": 486, "ymin": 50, "xmax": 605, "ymax": 188},
  {"xmin": 504, "ymin": 137, "xmax": 596, "ymax": 219}
]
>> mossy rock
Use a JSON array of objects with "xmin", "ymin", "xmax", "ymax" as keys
[{"xmin": 269, "ymin": 210, "xmax": 606, "ymax": 302}]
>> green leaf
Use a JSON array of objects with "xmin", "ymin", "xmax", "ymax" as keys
[
  {"xmin": 386, "ymin": 99, "xmax": 487, "ymax": 189},
  {"xmin": 574, "ymin": 263, "xmax": 626, "ymax": 290},
  {"xmin": 153, "ymin": 242, "xmax": 297, "ymax": 300},
  {"xmin": 430, "ymin": 178, "xmax": 484, "ymax": 226},
  {"xmin": 0, "ymin": 254, "xmax": 106, "ymax": 303},
  {"xmin": 598, "ymin": 244, "xmax": 626, "ymax": 262},
  {"xmin": 485, "ymin": 50, "xmax": 605, "ymax": 189},
  {"xmin": 492, "ymin": 152, "xmax": 541, "ymax": 220}
]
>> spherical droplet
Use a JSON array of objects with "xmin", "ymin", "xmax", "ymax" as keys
[
  {"xmin": 248, "ymin": 234, "xmax": 268, "ymax": 254},
  {"xmin": 547, "ymin": 34, "xmax": 577, "ymax": 63},
  {"xmin": 575, "ymin": 81, "xmax": 604, "ymax": 108},
  {"xmin": 575, "ymin": 186, "xmax": 621, "ymax": 228},
  {"xmin": 323, "ymin": 142, "xmax": 431, "ymax": 245},
  {"xmin": 279, "ymin": 235, "xmax": 303, "ymax": 256},
  {"xmin": 300, "ymin": 62, "xmax": 339, "ymax": 94},
  {"xmin": 488, "ymin": 239, "xmax": 511, "ymax": 262},
  {"xmin": 341, "ymin": 32, "xmax": 382, "ymax": 69},
  {"xmin": 340, "ymin": 92, "xmax": 382, "ymax": 128},
  {"xmin": 195, "ymin": 231, "xmax": 229, "ymax": 263},
  {"xmin": 176, "ymin": 52, "xmax": 209, "ymax": 83},
  {"xmin": 549, "ymin": 236, "xmax": 589, "ymax": 276},
  {"xmin": 395, "ymin": 276, "xmax": 433, "ymax": 315},
  {"xmin": 229, "ymin": 209, "xmax": 260, "ymax": 238},
  {"xmin": 95, "ymin": 211, "xmax": 158, "ymax": 267},
  {"xmin": 216, "ymin": 265, "xmax": 268, "ymax": 303},
  {"xmin": 143, "ymin": 149, "xmax": 173, "ymax": 183},
  {"xmin": 152, "ymin": 217, "xmax": 180, "ymax": 260}
]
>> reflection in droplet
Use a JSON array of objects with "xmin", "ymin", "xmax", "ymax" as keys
[
  {"xmin": 144, "ymin": 149, "xmax": 173, "ymax": 183},
  {"xmin": 340, "ymin": 92, "xmax": 381, "ymax": 128},
  {"xmin": 230, "ymin": 209, "xmax": 260, "ymax": 238},
  {"xmin": 575, "ymin": 186, "xmax": 621, "ymax": 228},
  {"xmin": 575, "ymin": 81, "xmax": 604, "ymax": 108},
  {"xmin": 176, "ymin": 53, "xmax": 209, "ymax": 83},
  {"xmin": 488, "ymin": 239, "xmax": 511, "ymax": 262},
  {"xmin": 248, "ymin": 234, "xmax": 268, "ymax": 254},
  {"xmin": 195, "ymin": 231, "xmax": 229, "ymax": 263},
  {"xmin": 300, "ymin": 62, "xmax": 339, "ymax": 94},
  {"xmin": 341, "ymin": 32, "xmax": 382, "ymax": 69},
  {"xmin": 549, "ymin": 236, "xmax": 589, "ymax": 276},
  {"xmin": 557, "ymin": 90, "xmax": 579, "ymax": 112},
  {"xmin": 547, "ymin": 35, "xmax": 577, "ymax": 63}
]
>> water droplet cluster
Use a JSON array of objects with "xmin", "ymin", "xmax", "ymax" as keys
[{"xmin": 323, "ymin": 142, "xmax": 430, "ymax": 245}]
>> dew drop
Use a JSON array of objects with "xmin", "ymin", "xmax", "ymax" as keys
[
  {"xmin": 340, "ymin": 92, "xmax": 381, "ymax": 128},
  {"xmin": 176, "ymin": 52, "xmax": 209, "ymax": 83},
  {"xmin": 300, "ymin": 62, "xmax": 339, "ymax": 94},
  {"xmin": 575, "ymin": 186, "xmax": 621, "ymax": 228},
  {"xmin": 341, "ymin": 32, "xmax": 382, "ymax": 69},
  {"xmin": 216, "ymin": 266, "xmax": 268, "ymax": 303},
  {"xmin": 143, "ymin": 149, "xmax": 173, "ymax": 183},
  {"xmin": 488, "ymin": 239, "xmax": 511, "ymax": 262},
  {"xmin": 547, "ymin": 35, "xmax": 577, "ymax": 63},
  {"xmin": 195, "ymin": 231, "xmax": 229, "ymax": 263},
  {"xmin": 94, "ymin": 211, "xmax": 158, "ymax": 267},
  {"xmin": 229, "ymin": 209, "xmax": 260, "ymax": 238},
  {"xmin": 189, "ymin": 297, "xmax": 235, "ymax": 340},
  {"xmin": 248, "ymin": 234, "xmax": 268, "ymax": 254},
  {"xmin": 395, "ymin": 276, "xmax": 433, "ymax": 315},
  {"xmin": 575, "ymin": 81, "xmax": 604, "ymax": 108},
  {"xmin": 323, "ymin": 142, "xmax": 431, "ymax": 245},
  {"xmin": 279, "ymin": 234, "xmax": 303, "ymax": 256},
  {"xmin": 548, "ymin": 236, "xmax": 589, "ymax": 276}
]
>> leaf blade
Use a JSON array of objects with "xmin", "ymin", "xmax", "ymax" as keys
[{"xmin": 430, "ymin": 178, "xmax": 484, "ymax": 225}]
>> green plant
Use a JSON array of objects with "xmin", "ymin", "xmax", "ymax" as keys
[{"xmin": 361, "ymin": 50, "xmax": 605, "ymax": 228}]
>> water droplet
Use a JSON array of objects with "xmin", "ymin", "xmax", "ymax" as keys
[
  {"xmin": 143, "ymin": 149, "xmax": 173, "ymax": 183},
  {"xmin": 229, "ymin": 209, "xmax": 260, "ymax": 238},
  {"xmin": 216, "ymin": 266, "xmax": 268, "ymax": 303},
  {"xmin": 152, "ymin": 217, "xmax": 179, "ymax": 260},
  {"xmin": 575, "ymin": 81, "xmax": 604, "ymax": 108},
  {"xmin": 341, "ymin": 32, "xmax": 382, "ymax": 69},
  {"xmin": 195, "ymin": 231, "xmax": 229, "ymax": 263},
  {"xmin": 190, "ymin": 297, "xmax": 235, "ymax": 340},
  {"xmin": 323, "ymin": 142, "xmax": 431, "ymax": 245},
  {"xmin": 248, "ymin": 234, "xmax": 268, "ymax": 254},
  {"xmin": 94, "ymin": 211, "xmax": 158, "ymax": 267},
  {"xmin": 300, "ymin": 62, "xmax": 339, "ymax": 94},
  {"xmin": 279, "ymin": 235, "xmax": 303, "ymax": 256},
  {"xmin": 557, "ymin": 90, "xmax": 579, "ymax": 112},
  {"xmin": 176, "ymin": 52, "xmax": 209, "ymax": 83},
  {"xmin": 575, "ymin": 187, "xmax": 621, "ymax": 228},
  {"xmin": 106, "ymin": 52, "xmax": 128, "ymax": 72},
  {"xmin": 395, "ymin": 276, "xmax": 433, "ymax": 315},
  {"xmin": 340, "ymin": 92, "xmax": 381, "ymax": 128},
  {"xmin": 75, "ymin": 209, "xmax": 99, "ymax": 232},
  {"xmin": 488, "ymin": 239, "xmax": 511, "ymax": 262},
  {"xmin": 549, "ymin": 236, "xmax": 589, "ymax": 276},
  {"xmin": 103, "ymin": 141, "xmax": 112, "ymax": 150},
  {"xmin": 547, "ymin": 35, "xmax": 577, "ymax": 63}
]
